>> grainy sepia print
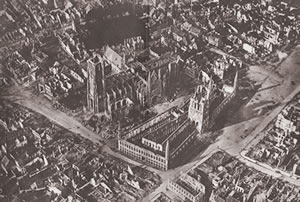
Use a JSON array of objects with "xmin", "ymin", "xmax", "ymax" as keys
[{"xmin": 0, "ymin": 0, "xmax": 300, "ymax": 201}]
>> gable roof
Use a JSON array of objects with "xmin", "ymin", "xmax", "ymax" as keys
[{"xmin": 104, "ymin": 46, "xmax": 122, "ymax": 68}]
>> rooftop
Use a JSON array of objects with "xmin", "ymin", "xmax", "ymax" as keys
[
  {"xmin": 143, "ymin": 110, "xmax": 187, "ymax": 144},
  {"xmin": 169, "ymin": 123, "xmax": 197, "ymax": 153},
  {"xmin": 143, "ymin": 52, "xmax": 176, "ymax": 71},
  {"xmin": 128, "ymin": 108, "xmax": 175, "ymax": 142},
  {"xmin": 76, "ymin": 183, "xmax": 95, "ymax": 199},
  {"xmin": 175, "ymin": 179, "xmax": 199, "ymax": 196}
]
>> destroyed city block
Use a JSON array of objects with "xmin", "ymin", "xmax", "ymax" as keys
[{"xmin": 1, "ymin": 0, "xmax": 300, "ymax": 201}]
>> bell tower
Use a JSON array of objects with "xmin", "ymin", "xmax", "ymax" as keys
[{"xmin": 188, "ymin": 77, "xmax": 213, "ymax": 133}]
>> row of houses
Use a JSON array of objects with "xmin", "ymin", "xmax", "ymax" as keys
[
  {"xmin": 246, "ymin": 94, "xmax": 300, "ymax": 176},
  {"xmin": 0, "ymin": 100, "xmax": 161, "ymax": 201},
  {"xmin": 168, "ymin": 151, "xmax": 300, "ymax": 202}
]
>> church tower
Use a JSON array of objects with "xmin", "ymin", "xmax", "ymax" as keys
[
  {"xmin": 188, "ymin": 75, "xmax": 213, "ymax": 133},
  {"xmin": 87, "ymin": 54, "xmax": 106, "ymax": 114}
]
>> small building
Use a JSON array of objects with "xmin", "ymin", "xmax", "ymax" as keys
[
  {"xmin": 168, "ymin": 171, "xmax": 205, "ymax": 202},
  {"xmin": 205, "ymin": 31, "xmax": 222, "ymax": 47}
]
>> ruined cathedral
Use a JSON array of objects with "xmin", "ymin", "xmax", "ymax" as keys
[{"xmin": 86, "ymin": 47, "xmax": 180, "ymax": 120}]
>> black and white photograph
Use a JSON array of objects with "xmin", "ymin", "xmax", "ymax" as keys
[{"xmin": 1, "ymin": 0, "xmax": 300, "ymax": 201}]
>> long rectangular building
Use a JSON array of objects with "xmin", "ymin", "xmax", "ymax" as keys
[{"xmin": 118, "ymin": 106, "xmax": 198, "ymax": 170}]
